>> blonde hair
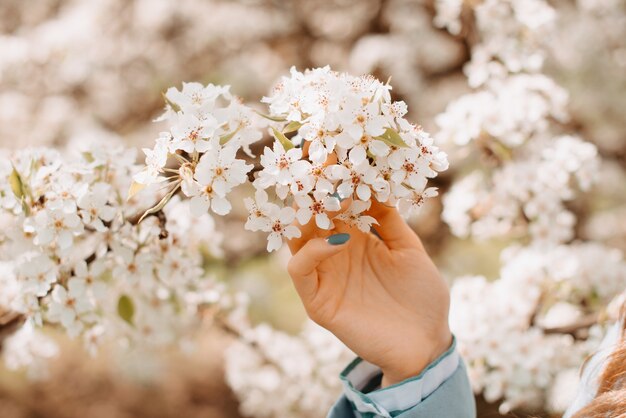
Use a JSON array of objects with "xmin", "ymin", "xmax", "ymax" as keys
[{"xmin": 573, "ymin": 303, "xmax": 626, "ymax": 418}]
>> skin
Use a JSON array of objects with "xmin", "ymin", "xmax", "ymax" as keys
[{"xmin": 287, "ymin": 199, "xmax": 452, "ymax": 387}]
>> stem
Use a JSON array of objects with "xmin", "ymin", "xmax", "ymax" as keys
[
  {"xmin": 0, "ymin": 310, "xmax": 26, "ymax": 348},
  {"xmin": 542, "ymin": 314, "xmax": 598, "ymax": 337}
]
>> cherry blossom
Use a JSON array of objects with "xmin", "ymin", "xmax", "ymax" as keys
[
  {"xmin": 170, "ymin": 113, "xmax": 218, "ymax": 153},
  {"xmin": 256, "ymin": 143, "xmax": 310, "ymax": 191},
  {"xmin": 47, "ymin": 279, "xmax": 95, "ymax": 337},
  {"xmin": 334, "ymin": 200, "xmax": 378, "ymax": 233},
  {"xmin": 72, "ymin": 260, "xmax": 108, "ymax": 301},
  {"xmin": 295, "ymin": 192, "xmax": 341, "ymax": 230},
  {"xmin": 397, "ymin": 187, "xmax": 439, "ymax": 217},
  {"xmin": 17, "ymin": 253, "xmax": 58, "ymax": 298},
  {"xmin": 135, "ymin": 71, "xmax": 445, "ymax": 252},
  {"xmin": 133, "ymin": 134, "xmax": 170, "ymax": 185},
  {"xmin": 331, "ymin": 160, "xmax": 381, "ymax": 202},
  {"xmin": 264, "ymin": 205, "xmax": 301, "ymax": 252},
  {"xmin": 77, "ymin": 183, "xmax": 116, "ymax": 232},
  {"xmin": 165, "ymin": 82, "xmax": 231, "ymax": 115},
  {"xmin": 194, "ymin": 143, "xmax": 252, "ymax": 198},
  {"xmin": 26, "ymin": 208, "xmax": 83, "ymax": 250},
  {"xmin": 434, "ymin": 0, "xmax": 624, "ymax": 413}
]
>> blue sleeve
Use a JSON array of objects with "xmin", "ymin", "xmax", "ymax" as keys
[{"xmin": 327, "ymin": 359, "xmax": 476, "ymax": 418}]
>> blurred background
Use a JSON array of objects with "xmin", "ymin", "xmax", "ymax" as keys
[{"xmin": 0, "ymin": 0, "xmax": 625, "ymax": 417}]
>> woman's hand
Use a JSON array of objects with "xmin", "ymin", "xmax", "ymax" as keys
[{"xmin": 287, "ymin": 200, "xmax": 452, "ymax": 387}]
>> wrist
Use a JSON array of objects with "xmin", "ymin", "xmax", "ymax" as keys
[{"xmin": 380, "ymin": 329, "xmax": 453, "ymax": 388}]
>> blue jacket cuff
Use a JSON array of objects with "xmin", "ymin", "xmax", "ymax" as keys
[{"xmin": 339, "ymin": 337, "xmax": 459, "ymax": 417}]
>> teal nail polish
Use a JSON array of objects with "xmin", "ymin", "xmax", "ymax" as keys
[
  {"xmin": 327, "ymin": 233, "xmax": 350, "ymax": 245},
  {"xmin": 331, "ymin": 192, "xmax": 344, "ymax": 202}
]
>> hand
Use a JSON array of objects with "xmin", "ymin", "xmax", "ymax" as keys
[{"xmin": 287, "ymin": 200, "xmax": 452, "ymax": 387}]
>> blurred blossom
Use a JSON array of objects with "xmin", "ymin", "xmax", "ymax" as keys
[
  {"xmin": 225, "ymin": 321, "xmax": 353, "ymax": 418},
  {"xmin": 0, "ymin": 0, "xmax": 624, "ymax": 416},
  {"xmin": 2, "ymin": 322, "xmax": 59, "ymax": 380}
]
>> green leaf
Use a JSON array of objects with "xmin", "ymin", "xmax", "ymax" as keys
[
  {"xmin": 117, "ymin": 294, "xmax": 135, "ymax": 325},
  {"xmin": 82, "ymin": 152, "xmax": 95, "ymax": 163},
  {"xmin": 271, "ymin": 127, "xmax": 295, "ymax": 151},
  {"xmin": 375, "ymin": 128, "xmax": 409, "ymax": 148},
  {"xmin": 219, "ymin": 128, "xmax": 240, "ymax": 145},
  {"xmin": 9, "ymin": 165, "xmax": 25, "ymax": 199},
  {"xmin": 137, "ymin": 181, "xmax": 181, "ymax": 223},
  {"xmin": 161, "ymin": 92, "xmax": 181, "ymax": 113},
  {"xmin": 255, "ymin": 110, "xmax": 287, "ymax": 122},
  {"xmin": 282, "ymin": 121, "xmax": 303, "ymax": 134}
]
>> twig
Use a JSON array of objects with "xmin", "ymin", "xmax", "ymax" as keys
[
  {"xmin": 542, "ymin": 314, "xmax": 598, "ymax": 337},
  {"xmin": 0, "ymin": 310, "xmax": 26, "ymax": 349}
]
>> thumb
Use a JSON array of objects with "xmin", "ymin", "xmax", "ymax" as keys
[{"xmin": 287, "ymin": 234, "xmax": 350, "ymax": 302}]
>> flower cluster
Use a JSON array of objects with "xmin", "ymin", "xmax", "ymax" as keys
[
  {"xmin": 245, "ymin": 67, "xmax": 448, "ymax": 251},
  {"xmin": 225, "ymin": 320, "xmax": 353, "ymax": 418},
  {"xmin": 1, "ymin": 321, "xmax": 59, "ymax": 380},
  {"xmin": 431, "ymin": 3, "xmax": 599, "ymax": 248},
  {"xmin": 136, "ymin": 68, "xmax": 447, "ymax": 252},
  {"xmin": 434, "ymin": 0, "xmax": 556, "ymax": 87},
  {"xmin": 450, "ymin": 242, "xmax": 626, "ymax": 413},
  {"xmin": 435, "ymin": 74, "xmax": 568, "ymax": 148},
  {"xmin": 442, "ymin": 135, "xmax": 598, "ymax": 243},
  {"xmin": 0, "ymin": 139, "xmax": 224, "ymax": 363},
  {"xmin": 435, "ymin": 0, "xmax": 626, "ymax": 413},
  {"xmin": 133, "ymin": 82, "xmax": 261, "ymax": 218}
]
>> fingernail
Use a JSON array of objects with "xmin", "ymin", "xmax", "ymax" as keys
[
  {"xmin": 327, "ymin": 233, "xmax": 350, "ymax": 245},
  {"xmin": 331, "ymin": 192, "xmax": 345, "ymax": 202}
]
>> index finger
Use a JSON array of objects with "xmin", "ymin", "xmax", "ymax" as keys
[
  {"xmin": 287, "ymin": 216, "xmax": 325, "ymax": 254},
  {"xmin": 366, "ymin": 199, "xmax": 424, "ymax": 251}
]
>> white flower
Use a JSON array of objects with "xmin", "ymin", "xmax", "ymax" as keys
[
  {"xmin": 256, "ymin": 143, "xmax": 311, "ymax": 193},
  {"xmin": 47, "ymin": 279, "xmax": 94, "ymax": 337},
  {"xmin": 78, "ymin": 182, "xmax": 116, "ymax": 232},
  {"xmin": 299, "ymin": 121, "xmax": 338, "ymax": 164},
  {"xmin": 133, "ymin": 134, "xmax": 170, "ymax": 185},
  {"xmin": 72, "ymin": 259, "xmax": 107, "ymax": 301},
  {"xmin": 334, "ymin": 200, "xmax": 378, "ymax": 233},
  {"xmin": 84, "ymin": 325, "xmax": 105, "ymax": 356},
  {"xmin": 18, "ymin": 253, "xmax": 58, "ymax": 297},
  {"xmin": 188, "ymin": 181, "xmax": 232, "ymax": 216},
  {"xmin": 336, "ymin": 96, "xmax": 389, "ymax": 163},
  {"xmin": 2, "ymin": 322, "xmax": 58, "ymax": 379},
  {"xmin": 26, "ymin": 207, "xmax": 83, "ymax": 250},
  {"xmin": 170, "ymin": 113, "xmax": 218, "ymax": 153},
  {"xmin": 194, "ymin": 144, "xmax": 252, "ymax": 197},
  {"xmin": 308, "ymin": 163, "xmax": 335, "ymax": 195},
  {"xmin": 397, "ymin": 187, "xmax": 439, "ymax": 216},
  {"xmin": 389, "ymin": 148, "xmax": 433, "ymax": 189},
  {"xmin": 214, "ymin": 99, "xmax": 263, "ymax": 157},
  {"xmin": 381, "ymin": 101, "xmax": 408, "ymax": 126},
  {"xmin": 165, "ymin": 82, "xmax": 231, "ymax": 115},
  {"xmin": 331, "ymin": 160, "xmax": 381, "ymax": 202},
  {"xmin": 112, "ymin": 248, "xmax": 153, "ymax": 286},
  {"xmin": 225, "ymin": 320, "xmax": 354, "ymax": 418},
  {"xmin": 42, "ymin": 172, "xmax": 86, "ymax": 214},
  {"xmin": 244, "ymin": 189, "xmax": 274, "ymax": 232},
  {"xmin": 295, "ymin": 192, "xmax": 341, "ymax": 229},
  {"xmin": 263, "ymin": 205, "xmax": 301, "ymax": 252}
]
